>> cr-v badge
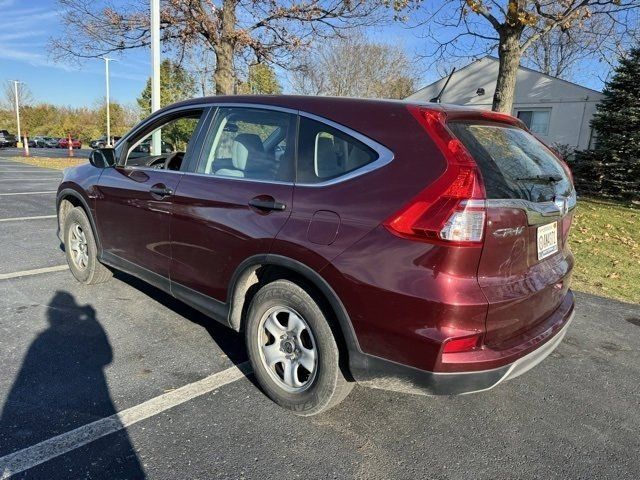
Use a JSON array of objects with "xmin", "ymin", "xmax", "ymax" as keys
[{"xmin": 493, "ymin": 226, "xmax": 525, "ymax": 238}]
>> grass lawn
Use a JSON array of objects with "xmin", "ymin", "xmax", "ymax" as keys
[
  {"xmin": 4, "ymin": 156, "xmax": 87, "ymax": 170},
  {"xmin": 570, "ymin": 198, "xmax": 640, "ymax": 304}
]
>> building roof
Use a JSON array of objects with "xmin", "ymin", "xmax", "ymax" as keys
[{"xmin": 408, "ymin": 56, "xmax": 602, "ymax": 102}]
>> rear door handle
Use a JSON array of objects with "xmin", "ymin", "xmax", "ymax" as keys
[
  {"xmin": 149, "ymin": 184, "xmax": 173, "ymax": 198},
  {"xmin": 249, "ymin": 197, "xmax": 286, "ymax": 212}
]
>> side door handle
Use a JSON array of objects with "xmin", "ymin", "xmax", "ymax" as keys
[
  {"xmin": 149, "ymin": 184, "xmax": 173, "ymax": 198},
  {"xmin": 248, "ymin": 196, "xmax": 287, "ymax": 212}
]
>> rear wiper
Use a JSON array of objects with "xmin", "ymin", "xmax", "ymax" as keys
[{"xmin": 515, "ymin": 174, "xmax": 563, "ymax": 184}]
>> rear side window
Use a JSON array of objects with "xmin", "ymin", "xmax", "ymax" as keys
[
  {"xmin": 297, "ymin": 117, "xmax": 378, "ymax": 183},
  {"xmin": 447, "ymin": 122, "xmax": 571, "ymax": 202}
]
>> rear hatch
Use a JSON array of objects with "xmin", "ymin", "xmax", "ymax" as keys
[{"xmin": 447, "ymin": 118, "xmax": 575, "ymax": 348}]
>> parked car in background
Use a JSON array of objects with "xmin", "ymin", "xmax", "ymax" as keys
[
  {"xmin": 28, "ymin": 136, "xmax": 50, "ymax": 148},
  {"xmin": 90, "ymin": 136, "xmax": 122, "ymax": 149},
  {"xmin": 0, "ymin": 130, "xmax": 17, "ymax": 147},
  {"xmin": 132, "ymin": 138, "xmax": 174, "ymax": 154},
  {"xmin": 45, "ymin": 137, "xmax": 61, "ymax": 148},
  {"xmin": 58, "ymin": 137, "xmax": 82, "ymax": 149},
  {"xmin": 57, "ymin": 96, "xmax": 576, "ymax": 416}
]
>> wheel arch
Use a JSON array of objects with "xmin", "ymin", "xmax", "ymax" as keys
[
  {"xmin": 57, "ymin": 188, "xmax": 102, "ymax": 253},
  {"xmin": 227, "ymin": 254, "xmax": 361, "ymax": 357}
]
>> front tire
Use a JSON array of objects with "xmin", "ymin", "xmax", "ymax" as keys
[
  {"xmin": 63, "ymin": 207, "xmax": 112, "ymax": 285},
  {"xmin": 245, "ymin": 279, "xmax": 353, "ymax": 416}
]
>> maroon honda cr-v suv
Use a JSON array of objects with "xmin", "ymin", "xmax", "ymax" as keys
[{"xmin": 57, "ymin": 96, "xmax": 575, "ymax": 415}]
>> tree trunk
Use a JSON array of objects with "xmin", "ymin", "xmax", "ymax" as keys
[
  {"xmin": 492, "ymin": 28, "xmax": 523, "ymax": 113},
  {"xmin": 214, "ymin": 0, "xmax": 237, "ymax": 95}
]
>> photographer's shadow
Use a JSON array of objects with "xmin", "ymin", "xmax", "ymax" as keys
[{"xmin": 0, "ymin": 291, "xmax": 144, "ymax": 479}]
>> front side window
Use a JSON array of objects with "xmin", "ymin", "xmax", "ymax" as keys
[
  {"xmin": 297, "ymin": 117, "xmax": 378, "ymax": 184},
  {"xmin": 199, "ymin": 107, "xmax": 295, "ymax": 182},
  {"xmin": 124, "ymin": 110, "xmax": 204, "ymax": 170},
  {"xmin": 516, "ymin": 109, "xmax": 551, "ymax": 135}
]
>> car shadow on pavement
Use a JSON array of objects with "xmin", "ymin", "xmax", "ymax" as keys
[
  {"xmin": 113, "ymin": 271, "xmax": 250, "ymax": 373},
  {"xmin": 0, "ymin": 291, "xmax": 145, "ymax": 479}
]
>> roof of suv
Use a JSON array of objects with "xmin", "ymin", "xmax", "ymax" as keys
[{"xmin": 165, "ymin": 95, "xmax": 486, "ymax": 116}]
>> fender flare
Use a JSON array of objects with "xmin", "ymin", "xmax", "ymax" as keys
[
  {"xmin": 227, "ymin": 254, "xmax": 362, "ymax": 355},
  {"xmin": 56, "ymin": 188, "xmax": 102, "ymax": 254}
]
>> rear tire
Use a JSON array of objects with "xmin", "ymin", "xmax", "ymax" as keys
[
  {"xmin": 245, "ymin": 279, "xmax": 353, "ymax": 416},
  {"xmin": 63, "ymin": 207, "xmax": 112, "ymax": 285}
]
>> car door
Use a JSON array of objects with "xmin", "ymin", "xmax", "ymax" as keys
[
  {"xmin": 169, "ymin": 105, "xmax": 296, "ymax": 305},
  {"xmin": 95, "ymin": 108, "xmax": 209, "ymax": 283}
]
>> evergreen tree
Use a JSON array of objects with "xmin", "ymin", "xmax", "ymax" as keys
[
  {"xmin": 573, "ymin": 45, "xmax": 640, "ymax": 201},
  {"xmin": 137, "ymin": 60, "xmax": 197, "ymax": 117},
  {"xmin": 237, "ymin": 64, "xmax": 281, "ymax": 95}
]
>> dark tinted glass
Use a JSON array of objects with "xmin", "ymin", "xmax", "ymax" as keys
[
  {"xmin": 297, "ymin": 117, "xmax": 377, "ymax": 184},
  {"xmin": 448, "ymin": 122, "xmax": 571, "ymax": 202}
]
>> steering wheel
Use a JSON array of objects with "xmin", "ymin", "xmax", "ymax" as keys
[{"xmin": 163, "ymin": 151, "xmax": 184, "ymax": 171}]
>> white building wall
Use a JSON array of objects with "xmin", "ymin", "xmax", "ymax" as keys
[{"xmin": 408, "ymin": 57, "xmax": 603, "ymax": 151}]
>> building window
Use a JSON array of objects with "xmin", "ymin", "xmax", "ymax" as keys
[{"xmin": 516, "ymin": 109, "xmax": 551, "ymax": 135}]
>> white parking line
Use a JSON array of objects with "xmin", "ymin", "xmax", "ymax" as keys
[
  {"xmin": 0, "ymin": 191, "xmax": 57, "ymax": 196},
  {"xmin": 0, "ymin": 178, "xmax": 61, "ymax": 181},
  {"xmin": 0, "ymin": 362, "xmax": 251, "ymax": 479},
  {"xmin": 0, "ymin": 265, "xmax": 68, "ymax": 280},
  {"xmin": 0, "ymin": 170, "xmax": 55, "ymax": 173},
  {"xmin": 0, "ymin": 215, "xmax": 57, "ymax": 223}
]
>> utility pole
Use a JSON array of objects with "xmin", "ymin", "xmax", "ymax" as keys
[
  {"xmin": 150, "ymin": 0, "xmax": 161, "ymax": 155},
  {"xmin": 13, "ymin": 81, "xmax": 23, "ymax": 148},
  {"xmin": 101, "ymin": 57, "xmax": 114, "ymax": 146}
]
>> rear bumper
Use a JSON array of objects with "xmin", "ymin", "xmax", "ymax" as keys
[{"xmin": 350, "ymin": 301, "xmax": 574, "ymax": 395}]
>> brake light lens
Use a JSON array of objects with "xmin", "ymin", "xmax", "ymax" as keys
[
  {"xmin": 384, "ymin": 106, "xmax": 486, "ymax": 245},
  {"xmin": 443, "ymin": 333, "xmax": 481, "ymax": 353}
]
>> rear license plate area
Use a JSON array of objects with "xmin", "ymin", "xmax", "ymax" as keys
[{"xmin": 537, "ymin": 221, "xmax": 558, "ymax": 260}]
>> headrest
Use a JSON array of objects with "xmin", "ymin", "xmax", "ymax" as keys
[
  {"xmin": 232, "ymin": 133, "xmax": 264, "ymax": 170},
  {"xmin": 315, "ymin": 136, "xmax": 339, "ymax": 178}
]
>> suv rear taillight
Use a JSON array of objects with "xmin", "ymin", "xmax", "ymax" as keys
[{"xmin": 384, "ymin": 106, "xmax": 486, "ymax": 246}]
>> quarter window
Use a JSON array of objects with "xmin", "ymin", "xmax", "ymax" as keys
[
  {"xmin": 199, "ymin": 107, "xmax": 295, "ymax": 182},
  {"xmin": 516, "ymin": 109, "xmax": 551, "ymax": 135},
  {"xmin": 297, "ymin": 117, "xmax": 378, "ymax": 184}
]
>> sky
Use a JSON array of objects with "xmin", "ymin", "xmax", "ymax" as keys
[
  {"xmin": 0, "ymin": 0, "xmax": 616, "ymax": 108},
  {"xmin": 0, "ymin": 0, "xmax": 150, "ymax": 108}
]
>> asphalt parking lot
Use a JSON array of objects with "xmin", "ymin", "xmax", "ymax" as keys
[{"xmin": 0, "ymin": 157, "xmax": 639, "ymax": 480}]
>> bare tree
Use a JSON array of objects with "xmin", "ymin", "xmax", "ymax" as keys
[
  {"xmin": 289, "ymin": 32, "xmax": 417, "ymax": 98},
  {"xmin": 524, "ymin": 28, "xmax": 589, "ymax": 79},
  {"xmin": 183, "ymin": 45, "xmax": 217, "ymax": 96},
  {"xmin": 51, "ymin": 0, "xmax": 380, "ymax": 95},
  {"xmin": 1, "ymin": 81, "xmax": 34, "ymax": 111},
  {"xmin": 523, "ymin": 15, "xmax": 638, "ymax": 80},
  {"xmin": 396, "ymin": 0, "xmax": 640, "ymax": 112}
]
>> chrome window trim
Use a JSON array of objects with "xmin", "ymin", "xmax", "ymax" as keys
[
  {"xmin": 486, "ymin": 190, "xmax": 577, "ymax": 225},
  {"xmin": 119, "ymin": 101, "xmax": 394, "ymax": 186}
]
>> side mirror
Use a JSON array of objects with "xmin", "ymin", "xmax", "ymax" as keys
[{"xmin": 89, "ymin": 148, "xmax": 116, "ymax": 169}]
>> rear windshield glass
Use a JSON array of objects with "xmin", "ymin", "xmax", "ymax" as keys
[{"xmin": 447, "ymin": 122, "xmax": 572, "ymax": 202}]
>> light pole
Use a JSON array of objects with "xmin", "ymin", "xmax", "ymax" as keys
[
  {"xmin": 101, "ymin": 57, "xmax": 115, "ymax": 147},
  {"xmin": 150, "ymin": 0, "xmax": 161, "ymax": 155},
  {"xmin": 13, "ymin": 80, "xmax": 23, "ymax": 148}
]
